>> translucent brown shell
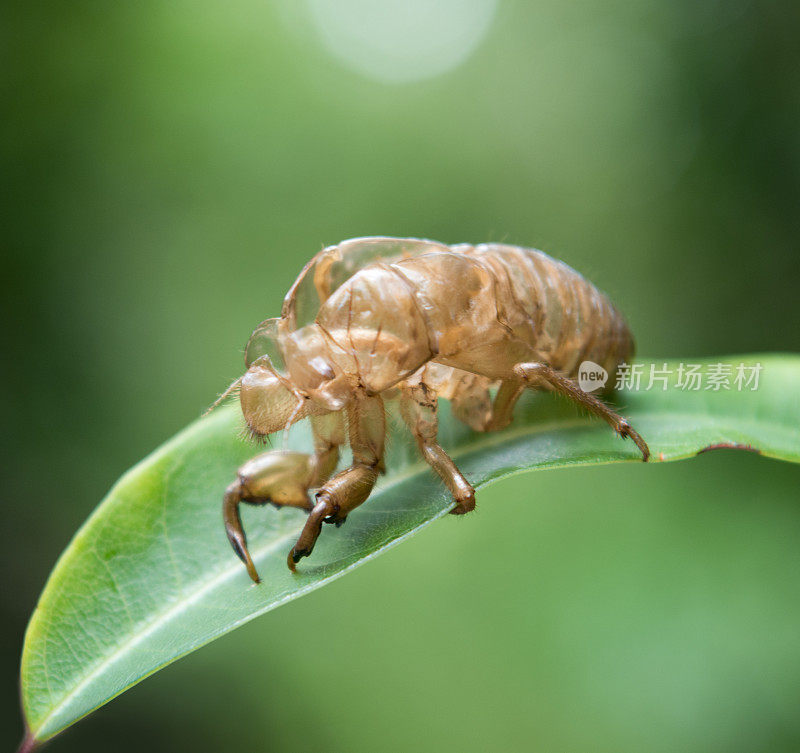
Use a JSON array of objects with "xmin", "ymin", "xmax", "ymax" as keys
[{"xmin": 245, "ymin": 237, "xmax": 450, "ymax": 368}]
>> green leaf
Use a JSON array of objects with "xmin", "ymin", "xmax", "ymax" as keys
[{"xmin": 19, "ymin": 355, "xmax": 800, "ymax": 744}]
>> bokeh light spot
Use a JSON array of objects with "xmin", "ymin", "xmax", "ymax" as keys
[{"xmin": 305, "ymin": 0, "xmax": 499, "ymax": 83}]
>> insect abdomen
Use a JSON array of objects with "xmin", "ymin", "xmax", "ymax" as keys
[
  {"xmin": 314, "ymin": 243, "xmax": 634, "ymax": 390},
  {"xmin": 462, "ymin": 244, "xmax": 634, "ymax": 379}
]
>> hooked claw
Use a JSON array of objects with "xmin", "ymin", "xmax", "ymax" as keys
[
  {"xmin": 618, "ymin": 419, "xmax": 650, "ymax": 462},
  {"xmin": 223, "ymin": 451, "xmax": 318, "ymax": 583},
  {"xmin": 287, "ymin": 546, "xmax": 310, "ymax": 573},
  {"xmin": 223, "ymin": 481, "xmax": 261, "ymax": 583}
]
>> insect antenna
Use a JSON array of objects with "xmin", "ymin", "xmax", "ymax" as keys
[{"xmin": 203, "ymin": 376, "xmax": 243, "ymax": 416}]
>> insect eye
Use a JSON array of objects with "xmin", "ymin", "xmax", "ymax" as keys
[{"xmin": 245, "ymin": 318, "xmax": 285, "ymax": 370}]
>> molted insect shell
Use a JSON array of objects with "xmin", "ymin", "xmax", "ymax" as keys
[{"xmin": 224, "ymin": 237, "xmax": 650, "ymax": 584}]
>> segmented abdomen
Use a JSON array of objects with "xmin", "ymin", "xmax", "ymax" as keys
[
  {"xmin": 313, "ymin": 241, "xmax": 634, "ymax": 391},
  {"xmin": 460, "ymin": 243, "xmax": 634, "ymax": 378}
]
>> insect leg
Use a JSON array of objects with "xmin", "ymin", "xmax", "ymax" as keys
[
  {"xmin": 485, "ymin": 378, "xmax": 526, "ymax": 431},
  {"xmin": 513, "ymin": 362, "xmax": 650, "ymax": 461},
  {"xmin": 287, "ymin": 395, "xmax": 386, "ymax": 570},
  {"xmin": 401, "ymin": 384, "xmax": 475, "ymax": 515},
  {"xmin": 308, "ymin": 412, "xmax": 346, "ymax": 487},
  {"xmin": 224, "ymin": 450, "xmax": 318, "ymax": 583},
  {"xmin": 447, "ymin": 374, "xmax": 530, "ymax": 433},
  {"xmin": 449, "ymin": 373, "xmax": 493, "ymax": 432},
  {"xmin": 223, "ymin": 413, "xmax": 346, "ymax": 583}
]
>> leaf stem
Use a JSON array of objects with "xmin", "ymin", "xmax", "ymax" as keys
[{"xmin": 17, "ymin": 732, "xmax": 39, "ymax": 753}]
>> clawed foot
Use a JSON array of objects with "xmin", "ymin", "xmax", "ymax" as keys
[
  {"xmin": 287, "ymin": 546, "xmax": 308, "ymax": 573},
  {"xmin": 223, "ymin": 450, "xmax": 317, "ymax": 584},
  {"xmin": 286, "ymin": 510, "xmax": 347, "ymax": 572},
  {"xmin": 223, "ymin": 485, "xmax": 263, "ymax": 584},
  {"xmin": 617, "ymin": 419, "xmax": 650, "ymax": 462},
  {"xmin": 285, "ymin": 495, "xmax": 332, "ymax": 573}
]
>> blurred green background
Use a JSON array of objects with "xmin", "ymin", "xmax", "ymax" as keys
[{"xmin": 3, "ymin": 0, "xmax": 800, "ymax": 751}]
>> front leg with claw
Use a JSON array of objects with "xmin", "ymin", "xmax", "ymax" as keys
[
  {"xmin": 288, "ymin": 393, "xmax": 386, "ymax": 571},
  {"xmin": 224, "ymin": 413, "xmax": 344, "ymax": 583}
]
